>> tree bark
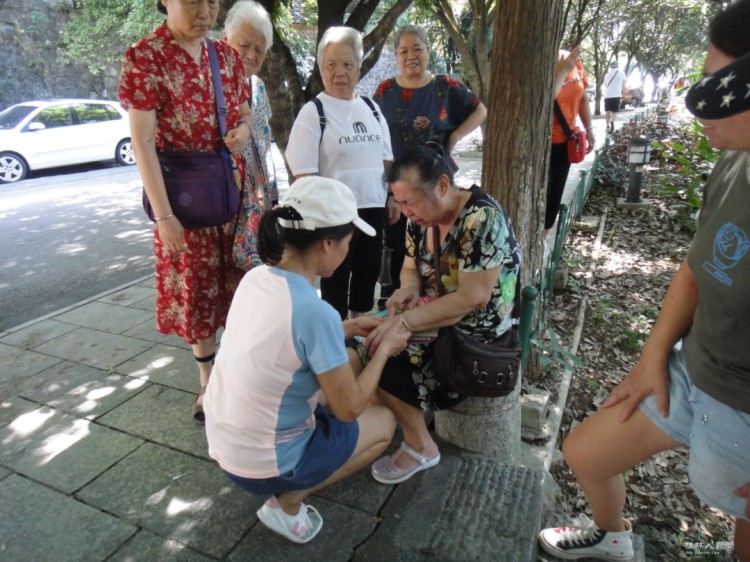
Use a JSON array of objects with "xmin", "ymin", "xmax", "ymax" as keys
[
  {"xmin": 257, "ymin": 25, "xmax": 305, "ymax": 158},
  {"xmin": 483, "ymin": 0, "xmax": 563, "ymax": 309},
  {"xmin": 431, "ymin": 0, "xmax": 493, "ymax": 103}
]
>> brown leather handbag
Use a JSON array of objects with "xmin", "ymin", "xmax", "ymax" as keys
[{"xmin": 429, "ymin": 226, "xmax": 521, "ymax": 397}]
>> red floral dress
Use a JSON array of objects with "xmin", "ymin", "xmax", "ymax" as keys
[{"xmin": 119, "ymin": 24, "xmax": 250, "ymax": 344}]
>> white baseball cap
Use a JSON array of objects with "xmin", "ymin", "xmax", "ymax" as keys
[{"xmin": 278, "ymin": 176, "xmax": 376, "ymax": 236}]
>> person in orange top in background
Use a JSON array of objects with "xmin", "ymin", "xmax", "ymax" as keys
[{"xmin": 545, "ymin": 47, "xmax": 595, "ymax": 238}]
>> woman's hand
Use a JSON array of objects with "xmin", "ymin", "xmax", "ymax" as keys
[
  {"xmin": 363, "ymin": 314, "xmax": 402, "ymax": 357},
  {"xmin": 343, "ymin": 316, "xmax": 384, "ymax": 340},
  {"xmin": 386, "ymin": 286, "xmax": 421, "ymax": 315},
  {"xmin": 602, "ymin": 352, "xmax": 670, "ymax": 422},
  {"xmin": 586, "ymin": 131, "xmax": 596, "ymax": 153},
  {"xmin": 157, "ymin": 216, "xmax": 186, "ymax": 254},
  {"xmin": 367, "ymin": 315, "xmax": 410, "ymax": 359},
  {"xmin": 224, "ymin": 125, "xmax": 249, "ymax": 155}
]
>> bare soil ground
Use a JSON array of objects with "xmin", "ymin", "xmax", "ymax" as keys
[{"xmin": 539, "ymin": 105, "xmax": 738, "ymax": 561}]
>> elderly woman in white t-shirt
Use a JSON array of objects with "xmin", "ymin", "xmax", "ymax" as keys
[{"xmin": 286, "ymin": 26, "xmax": 393, "ymax": 320}]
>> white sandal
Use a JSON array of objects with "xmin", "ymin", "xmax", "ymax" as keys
[
  {"xmin": 256, "ymin": 499, "xmax": 323, "ymax": 544},
  {"xmin": 371, "ymin": 442, "xmax": 441, "ymax": 485}
]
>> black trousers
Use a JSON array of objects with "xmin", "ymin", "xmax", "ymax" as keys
[
  {"xmin": 321, "ymin": 207, "xmax": 386, "ymax": 319},
  {"xmin": 380, "ymin": 213, "xmax": 408, "ymax": 299},
  {"xmin": 545, "ymin": 142, "xmax": 572, "ymax": 230}
]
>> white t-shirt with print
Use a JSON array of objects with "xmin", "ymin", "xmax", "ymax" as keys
[{"xmin": 285, "ymin": 92, "xmax": 393, "ymax": 209}]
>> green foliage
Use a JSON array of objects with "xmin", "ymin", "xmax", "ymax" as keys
[
  {"xmin": 593, "ymin": 297, "xmax": 616, "ymax": 321},
  {"xmin": 618, "ymin": 329, "xmax": 643, "ymax": 352},
  {"xmin": 272, "ymin": 3, "xmax": 317, "ymax": 83},
  {"xmin": 530, "ymin": 326, "xmax": 584, "ymax": 373},
  {"xmin": 652, "ymin": 119, "xmax": 719, "ymax": 231},
  {"xmin": 24, "ymin": 9, "xmax": 49, "ymax": 35},
  {"xmin": 59, "ymin": 0, "xmax": 164, "ymax": 73},
  {"xmin": 576, "ymin": 0, "xmax": 709, "ymax": 101},
  {"xmin": 593, "ymin": 153, "xmax": 629, "ymax": 198},
  {"xmin": 119, "ymin": 0, "xmax": 166, "ymax": 43},
  {"xmin": 59, "ymin": 0, "xmax": 163, "ymax": 73}
]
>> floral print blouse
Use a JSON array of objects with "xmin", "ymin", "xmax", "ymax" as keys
[
  {"xmin": 407, "ymin": 186, "xmax": 521, "ymax": 340},
  {"xmin": 119, "ymin": 23, "xmax": 249, "ymax": 155},
  {"xmin": 373, "ymin": 75, "xmax": 481, "ymax": 171},
  {"xmin": 247, "ymin": 74, "xmax": 277, "ymax": 202}
]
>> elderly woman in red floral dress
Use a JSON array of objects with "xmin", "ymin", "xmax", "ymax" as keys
[{"xmin": 119, "ymin": 0, "xmax": 252, "ymax": 425}]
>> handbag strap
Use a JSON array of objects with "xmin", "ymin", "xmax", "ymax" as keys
[
  {"xmin": 553, "ymin": 100, "xmax": 575, "ymax": 141},
  {"xmin": 432, "ymin": 225, "xmax": 446, "ymax": 296},
  {"xmin": 205, "ymin": 38, "xmax": 228, "ymax": 138}
]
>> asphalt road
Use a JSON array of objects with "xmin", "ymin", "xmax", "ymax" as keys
[{"xmin": 0, "ymin": 161, "xmax": 153, "ymax": 331}]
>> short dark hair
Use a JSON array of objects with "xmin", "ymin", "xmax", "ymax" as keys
[
  {"xmin": 709, "ymin": 0, "xmax": 750, "ymax": 58},
  {"xmin": 156, "ymin": 1, "xmax": 166, "ymax": 15},
  {"xmin": 386, "ymin": 144, "xmax": 455, "ymax": 194}
]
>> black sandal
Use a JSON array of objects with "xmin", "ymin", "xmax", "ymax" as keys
[
  {"xmin": 192, "ymin": 385, "xmax": 207, "ymax": 425},
  {"xmin": 192, "ymin": 353, "xmax": 215, "ymax": 426}
]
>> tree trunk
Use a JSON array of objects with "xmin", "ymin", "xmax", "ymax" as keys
[
  {"xmin": 432, "ymin": 0, "xmax": 492, "ymax": 103},
  {"xmin": 438, "ymin": 1, "xmax": 563, "ymax": 454},
  {"xmin": 257, "ymin": 26, "xmax": 306, "ymax": 158},
  {"xmin": 483, "ymin": 0, "xmax": 563, "ymax": 329}
]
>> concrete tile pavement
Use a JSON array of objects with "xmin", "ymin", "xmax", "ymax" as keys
[
  {"xmin": 0, "ymin": 274, "xmax": 546, "ymax": 561},
  {"xmin": 0, "ymin": 109, "xmax": 647, "ymax": 561}
]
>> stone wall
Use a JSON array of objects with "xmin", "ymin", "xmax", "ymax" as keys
[{"xmin": 0, "ymin": 0, "xmax": 118, "ymax": 110}]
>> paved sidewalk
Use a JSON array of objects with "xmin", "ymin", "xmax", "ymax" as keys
[
  {"xmin": 0, "ymin": 108, "xmax": 641, "ymax": 561},
  {"xmin": 0, "ymin": 275, "xmax": 543, "ymax": 561}
]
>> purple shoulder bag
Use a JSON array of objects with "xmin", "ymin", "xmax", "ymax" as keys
[{"xmin": 143, "ymin": 38, "xmax": 240, "ymax": 229}]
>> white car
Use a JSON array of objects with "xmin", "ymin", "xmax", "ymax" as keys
[{"xmin": 0, "ymin": 99, "xmax": 135, "ymax": 183}]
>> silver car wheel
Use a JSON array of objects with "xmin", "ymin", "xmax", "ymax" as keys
[
  {"xmin": 0, "ymin": 153, "xmax": 28, "ymax": 183},
  {"xmin": 116, "ymin": 139, "xmax": 136, "ymax": 165}
]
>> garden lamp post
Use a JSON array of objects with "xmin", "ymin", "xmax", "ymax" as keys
[
  {"xmin": 658, "ymin": 108, "xmax": 669, "ymax": 124},
  {"xmin": 626, "ymin": 135, "xmax": 651, "ymax": 203}
]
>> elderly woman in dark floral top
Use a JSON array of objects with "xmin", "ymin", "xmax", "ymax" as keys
[
  {"xmin": 119, "ymin": 0, "xmax": 251, "ymax": 425},
  {"xmin": 373, "ymin": 24, "xmax": 487, "ymax": 304}
]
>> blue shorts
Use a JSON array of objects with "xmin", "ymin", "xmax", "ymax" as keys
[
  {"xmin": 640, "ymin": 348, "xmax": 750, "ymax": 520},
  {"xmin": 224, "ymin": 406, "xmax": 359, "ymax": 496}
]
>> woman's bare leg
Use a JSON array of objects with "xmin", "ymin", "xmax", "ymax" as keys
[
  {"xmin": 375, "ymin": 388, "xmax": 439, "ymax": 469},
  {"xmin": 562, "ymin": 401, "xmax": 682, "ymax": 532},
  {"xmin": 275, "ymin": 405, "xmax": 396, "ymax": 514},
  {"xmin": 192, "ymin": 335, "xmax": 216, "ymax": 385}
]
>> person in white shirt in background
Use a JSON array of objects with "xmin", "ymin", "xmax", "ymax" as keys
[
  {"xmin": 286, "ymin": 26, "xmax": 393, "ymax": 321},
  {"xmin": 602, "ymin": 60, "xmax": 628, "ymax": 134}
]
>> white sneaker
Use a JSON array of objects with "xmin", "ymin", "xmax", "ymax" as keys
[{"xmin": 538, "ymin": 515, "xmax": 633, "ymax": 560}]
